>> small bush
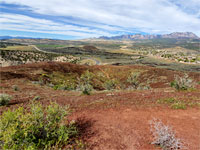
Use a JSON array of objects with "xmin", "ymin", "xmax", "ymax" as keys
[
  {"xmin": 80, "ymin": 70, "xmax": 94, "ymax": 84},
  {"xmin": 170, "ymin": 102, "xmax": 186, "ymax": 110},
  {"xmin": 188, "ymin": 102, "xmax": 200, "ymax": 107},
  {"xmin": 51, "ymin": 82, "xmax": 77, "ymax": 91},
  {"xmin": 78, "ymin": 70, "xmax": 94, "ymax": 95},
  {"xmin": 150, "ymin": 118, "xmax": 184, "ymax": 150},
  {"xmin": 0, "ymin": 102, "xmax": 78, "ymax": 150},
  {"xmin": 157, "ymin": 98, "xmax": 187, "ymax": 109},
  {"xmin": 127, "ymin": 72, "xmax": 140, "ymax": 89},
  {"xmin": 12, "ymin": 85, "xmax": 19, "ymax": 91},
  {"xmin": 0, "ymin": 94, "xmax": 12, "ymax": 106},
  {"xmin": 33, "ymin": 95, "xmax": 40, "ymax": 101},
  {"xmin": 103, "ymin": 79, "xmax": 118, "ymax": 90},
  {"xmin": 53, "ymin": 84, "xmax": 60, "ymax": 90},
  {"xmin": 157, "ymin": 98, "xmax": 176, "ymax": 104},
  {"xmin": 80, "ymin": 83, "xmax": 93, "ymax": 95},
  {"xmin": 137, "ymin": 83, "xmax": 151, "ymax": 90},
  {"xmin": 171, "ymin": 74, "xmax": 195, "ymax": 90}
]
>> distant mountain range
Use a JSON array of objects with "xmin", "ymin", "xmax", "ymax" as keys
[
  {"xmin": 99, "ymin": 32, "xmax": 200, "ymax": 40},
  {"xmin": 1, "ymin": 32, "xmax": 199, "ymax": 41}
]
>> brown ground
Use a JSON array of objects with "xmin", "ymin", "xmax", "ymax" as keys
[{"xmin": 0, "ymin": 62, "xmax": 200, "ymax": 150}]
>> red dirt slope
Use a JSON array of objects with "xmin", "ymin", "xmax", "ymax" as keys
[{"xmin": 0, "ymin": 62, "xmax": 200, "ymax": 150}]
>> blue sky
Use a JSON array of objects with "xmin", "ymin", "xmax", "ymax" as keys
[{"xmin": 0, "ymin": 0, "xmax": 200, "ymax": 40}]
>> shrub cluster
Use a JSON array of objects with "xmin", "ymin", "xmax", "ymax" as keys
[
  {"xmin": 170, "ymin": 102, "xmax": 186, "ymax": 110},
  {"xmin": 127, "ymin": 72, "xmax": 140, "ymax": 89},
  {"xmin": 103, "ymin": 79, "xmax": 118, "ymax": 90},
  {"xmin": 157, "ymin": 98, "xmax": 187, "ymax": 110},
  {"xmin": 39, "ymin": 70, "xmax": 152, "ymax": 93},
  {"xmin": 0, "ymin": 102, "xmax": 78, "ymax": 150},
  {"xmin": 171, "ymin": 74, "xmax": 195, "ymax": 90},
  {"xmin": 0, "ymin": 94, "xmax": 12, "ymax": 106},
  {"xmin": 78, "ymin": 70, "xmax": 94, "ymax": 95}
]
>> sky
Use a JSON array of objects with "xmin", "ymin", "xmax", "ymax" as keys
[{"xmin": 0, "ymin": 0, "xmax": 200, "ymax": 40}]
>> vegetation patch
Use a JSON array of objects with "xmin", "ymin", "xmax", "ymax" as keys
[
  {"xmin": 103, "ymin": 79, "xmax": 119, "ymax": 90},
  {"xmin": 156, "ymin": 97, "xmax": 200, "ymax": 109},
  {"xmin": 170, "ymin": 74, "xmax": 195, "ymax": 91},
  {"xmin": 12, "ymin": 85, "xmax": 19, "ymax": 91},
  {"xmin": 36, "ymin": 44, "xmax": 66, "ymax": 48},
  {"xmin": 33, "ymin": 95, "xmax": 40, "ymax": 101},
  {"xmin": 0, "ymin": 49, "xmax": 80, "ymax": 67},
  {"xmin": 170, "ymin": 102, "xmax": 187, "ymax": 110},
  {"xmin": 157, "ymin": 98, "xmax": 176, "ymax": 104},
  {"xmin": 45, "ymin": 72, "xmax": 78, "ymax": 91},
  {"xmin": 0, "ymin": 102, "xmax": 79, "ymax": 150},
  {"xmin": 79, "ymin": 58, "xmax": 97, "ymax": 66},
  {"xmin": 78, "ymin": 70, "xmax": 94, "ymax": 95},
  {"xmin": 150, "ymin": 118, "xmax": 185, "ymax": 150},
  {"xmin": 0, "ymin": 94, "xmax": 12, "ymax": 106},
  {"xmin": 0, "ymin": 45, "xmax": 35, "ymax": 51},
  {"xmin": 127, "ymin": 72, "xmax": 140, "ymax": 89}
]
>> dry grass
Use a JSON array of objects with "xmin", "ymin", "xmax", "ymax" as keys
[{"xmin": 0, "ymin": 45, "xmax": 35, "ymax": 51}]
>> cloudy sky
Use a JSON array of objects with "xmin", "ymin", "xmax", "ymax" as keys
[{"xmin": 1, "ymin": 0, "xmax": 200, "ymax": 39}]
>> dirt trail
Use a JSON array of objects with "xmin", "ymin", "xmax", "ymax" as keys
[{"xmin": 30, "ymin": 45, "xmax": 56, "ymax": 54}]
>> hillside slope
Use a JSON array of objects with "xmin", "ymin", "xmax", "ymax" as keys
[{"xmin": 1, "ymin": 62, "xmax": 200, "ymax": 150}]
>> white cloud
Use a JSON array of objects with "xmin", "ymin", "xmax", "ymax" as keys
[
  {"xmin": 1, "ymin": 0, "xmax": 200, "ymax": 37},
  {"xmin": 0, "ymin": 13, "xmax": 118, "ymax": 38}
]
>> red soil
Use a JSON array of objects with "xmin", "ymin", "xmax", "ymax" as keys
[
  {"xmin": 71, "ymin": 107, "xmax": 200, "ymax": 150},
  {"xmin": 0, "ymin": 62, "xmax": 200, "ymax": 150}
]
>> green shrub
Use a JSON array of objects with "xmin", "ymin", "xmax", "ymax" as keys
[
  {"xmin": 53, "ymin": 84, "xmax": 77, "ymax": 91},
  {"xmin": 33, "ymin": 95, "xmax": 40, "ymax": 101},
  {"xmin": 53, "ymin": 84, "xmax": 60, "ymax": 90},
  {"xmin": 0, "ymin": 102, "xmax": 78, "ymax": 150},
  {"xmin": 60, "ymin": 83, "xmax": 77, "ymax": 91},
  {"xmin": 80, "ymin": 70, "xmax": 94, "ymax": 84},
  {"xmin": 137, "ymin": 83, "xmax": 151, "ymax": 90},
  {"xmin": 0, "ymin": 94, "xmax": 12, "ymax": 106},
  {"xmin": 171, "ymin": 102, "xmax": 186, "ymax": 109},
  {"xmin": 157, "ymin": 98, "xmax": 187, "ymax": 109},
  {"xmin": 103, "ymin": 79, "xmax": 118, "ymax": 90},
  {"xmin": 157, "ymin": 98, "xmax": 176, "ymax": 104},
  {"xmin": 12, "ymin": 85, "xmax": 19, "ymax": 91},
  {"xmin": 80, "ymin": 83, "xmax": 93, "ymax": 95},
  {"xmin": 171, "ymin": 74, "xmax": 195, "ymax": 90},
  {"xmin": 79, "ymin": 70, "xmax": 94, "ymax": 95},
  {"xmin": 127, "ymin": 72, "xmax": 140, "ymax": 89},
  {"xmin": 188, "ymin": 102, "xmax": 200, "ymax": 107}
]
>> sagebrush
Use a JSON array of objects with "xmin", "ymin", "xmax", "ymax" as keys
[
  {"xmin": 0, "ymin": 93, "xmax": 12, "ymax": 106},
  {"xmin": 127, "ymin": 72, "xmax": 140, "ymax": 89},
  {"xmin": 171, "ymin": 74, "xmax": 195, "ymax": 90},
  {"xmin": 103, "ymin": 79, "xmax": 118, "ymax": 90},
  {"xmin": 78, "ymin": 70, "xmax": 94, "ymax": 95},
  {"xmin": 149, "ymin": 118, "xmax": 185, "ymax": 150}
]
